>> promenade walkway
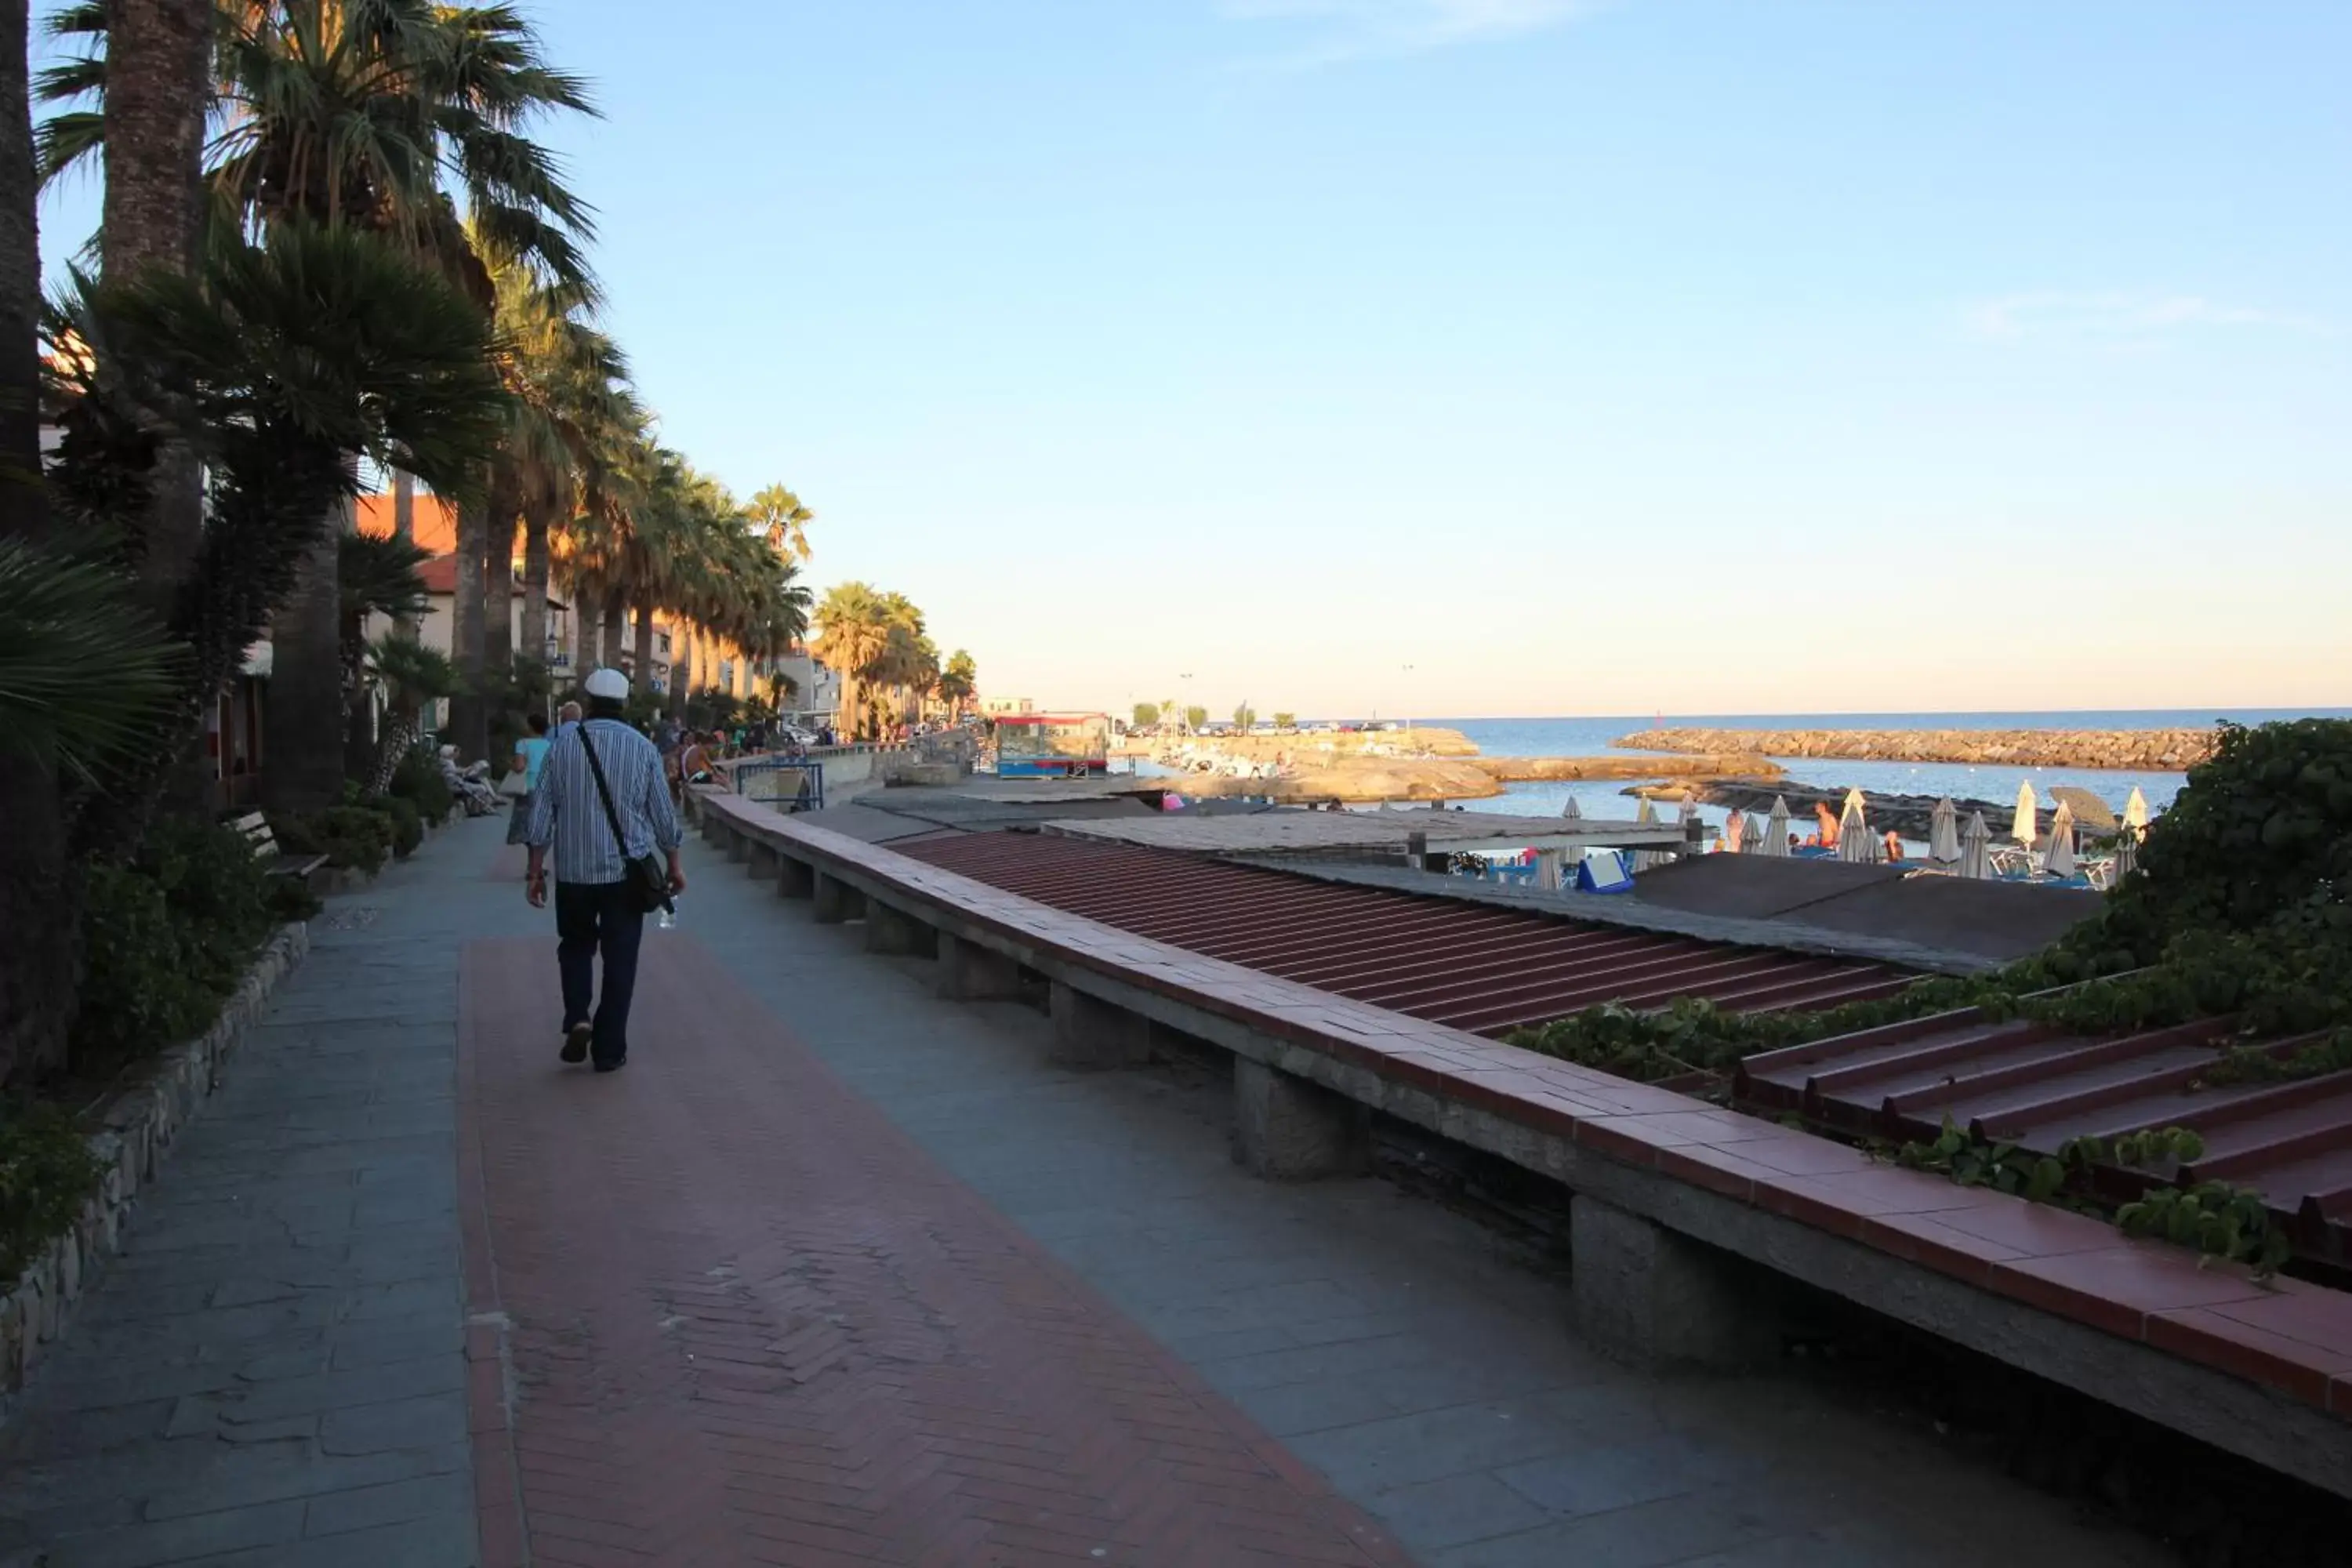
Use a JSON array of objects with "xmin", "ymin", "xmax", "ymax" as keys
[{"xmin": 1, "ymin": 816, "xmax": 2169, "ymax": 1566}]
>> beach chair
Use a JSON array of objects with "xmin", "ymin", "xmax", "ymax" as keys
[{"xmin": 1987, "ymin": 844, "xmax": 2036, "ymax": 878}]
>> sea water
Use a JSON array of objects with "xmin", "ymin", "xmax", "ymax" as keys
[{"xmin": 1409, "ymin": 707, "xmax": 2350, "ymax": 830}]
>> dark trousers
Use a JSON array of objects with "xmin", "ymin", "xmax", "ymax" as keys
[{"xmin": 555, "ymin": 880, "xmax": 646, "ymax": 1064}]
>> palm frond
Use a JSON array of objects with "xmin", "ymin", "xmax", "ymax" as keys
[
  {"xmin": 35, "ymin": 111, "xmax": 107, "ymax": 189},
  {"xmin": 367, "ymin": 631, "xmax": 463, "ymax": 706},
  {"xmin": 34, "ymin": 56, "xmax": 106, "ymax": 107},
  {"xmin": 0, "ymin": 539, "xmax": 181, "ymax": 782},
  {"xmin": 340, "ymin": 530, "xmax": 433, "ymax": 624},
  {"xmin": 100, "ymin": 221, "xmax": 508, "ymax": 496},
  {"xmin": 42, "ymin": 1, "xmax": 106, "ymax": 43}
]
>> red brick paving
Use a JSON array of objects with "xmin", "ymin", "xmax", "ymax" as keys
[{"xmin": 456, "ymin": 935, "xmax": 1414, "ymax": 1566}]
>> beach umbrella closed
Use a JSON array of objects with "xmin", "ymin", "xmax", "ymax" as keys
[
  {"xmin": 1928, "ymin": 797, "xmax": 1960, "ymax": 863},
  {"xmin": 1958, "ymin": 811, "xmax": 1991, "ymax": 879},
  {"xmin": 1559, "ymin": 794, "xmax": 1584, "ymax": 822},
  {"xmin": 1632, "ymin": 795, "xmax": 1666, "ymax": 870},
  {"xmin": 2013, "ymin": 780, "xmax": 2039, "ymax": 847},
  {"xmin": 2124, "ymin": 786, "xmax": 2151, "ymax": 839},
  {"xmin": 2114, "ymin": 830, "xmax": 2138, "ymax": 880},
  {"xmin": 1838, "ymin": 791, "xmax": 1875, "ymax": 862},
  {"xmin": 1762, "ymin": 796, "xmax": 1791, "ymax": 856},
  {"xmin": 2045, "ymin": 800, "xmax": 2078, "ymax": 879}
]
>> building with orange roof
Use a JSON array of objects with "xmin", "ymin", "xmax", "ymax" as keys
[{"xmin": 354, "ymin": 491, "xmax": 459, "ymax": 554}]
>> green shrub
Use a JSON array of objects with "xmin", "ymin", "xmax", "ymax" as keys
[
  {"xmin": 147, "ymin": 818, "xmax": 274, "ymax": 993},
  {"xmin": 71, "ymin": 863, "xmax": 219, "ymax": 1066},
  {"xmin": 0, "ymin": 1103, "xmax": 103, "ymax": 1283},
  {"xmin": 325, "ymin": 805, "xmax": 394, "ymax": 874},
  {"xmin": 66, "ymin": 817, "xmax": 295, "ymax": 1073},
  {"xmin": 387, "ymin": 744, "xmax": 453, "ymax": 822},
  {"xmin": 378, "ymin": 794, "xmax": 423, "ymax": 859},
  {"xmin": 270, "ymin": 805, "xmax": 393, "ymax": 877},
  {"xmin": 268, "ymin": 874, "xmax": 322, "ymax": 924}
]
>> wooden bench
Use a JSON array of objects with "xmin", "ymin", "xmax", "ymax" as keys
[
  {"xmin": 690, "ymin": 785, "xmax": 2352, "ymax": 1502},
  {"xmin": 231, "ymin": 811, "xmax": 330, "ymax": 889}
]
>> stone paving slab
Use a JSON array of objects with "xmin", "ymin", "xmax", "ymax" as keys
[{"xmin": 0, "ymin": 822, "xmax": 528, "ymax": 1567}]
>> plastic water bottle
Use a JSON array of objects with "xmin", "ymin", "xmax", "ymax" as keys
[{"xmin": 657, "ymin": 898, "xmax": 677, "ymax": 931}]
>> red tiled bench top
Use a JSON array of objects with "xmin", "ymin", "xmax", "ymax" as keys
[{"xmin": 701, "ymin": 793, "xmax": 2352, "ymax": 1421}]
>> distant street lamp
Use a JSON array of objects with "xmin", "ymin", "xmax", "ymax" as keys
[{"xmin": 1402, "ymin": 664, "xmax": 1415, "ymax": 732}]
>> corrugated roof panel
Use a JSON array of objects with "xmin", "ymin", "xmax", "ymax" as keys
[
  {"xmin": 890, "ymin": 832, "xmax": 1909, "ymax": 1037},
  {"xmin": 1736, "ymin": 1014, "xmax": 2352, "ymax": 1267}
]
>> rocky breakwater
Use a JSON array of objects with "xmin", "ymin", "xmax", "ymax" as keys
[
  {"xmin": 1113, "ymin": 726, "xmax": 1484, "ymax": 763},
  {"xmin": 1475, "ymin": 753, "xmax": 1780, "ymax": 784},
  {"xmin": 1158, "ymin": 751, "xmax": 1781, "ymax": 804},
  {"xmin": 1614, "ymin": 726, "xmax": 2216, "ymax": 771}
]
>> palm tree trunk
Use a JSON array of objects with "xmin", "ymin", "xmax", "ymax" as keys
[
  {"xmin": 632, "ymin": 598, "xmax": 655, "ymax": 693},
  {"xmin": 600, "ymin": 587, "xmax": 626, "ymax": 670},
  {"xmin": 482, "ymin": 502, "xmax": 513, "ymax": 692},
  {"xmin": 260, "ymin": 490, "xmax": 349, "ymax": 811},
  {"xmin": 838, "ymin": 673, "xmax": 860, "ymax": 739},
  {"xmin": 520, "ymin": 503, "xmax": 550, "ymax": 680},
  {"xmin": 390, "ymin": 470, "xmax": 419, "ymax": 637},
  {"xmin": 103, "ymin": 0, "xmax": 214, "ymax": 816},
  {"xmin": 448, "ymin": 493, "xmax": 487, "ymax": 760},
  {"xmin": 103, "ymin": 0, "xmax": 209, "ymax": 609},
  {"xmin": 0, "ymin": 0, "xmax": 77, "ymax": 1084}
]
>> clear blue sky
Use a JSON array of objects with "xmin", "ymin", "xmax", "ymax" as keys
[{"xmin": 38, "ymin": 2, "xmax": 2352, "ymax": 718}]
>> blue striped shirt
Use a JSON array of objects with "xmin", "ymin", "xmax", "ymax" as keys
[{"xmin": 524, "ymin": 718, "xmax": 682, "ymax": 884}]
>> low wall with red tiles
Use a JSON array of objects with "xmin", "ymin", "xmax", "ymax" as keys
[{"xmin": 693, "ymin": 789, "xmax": 2352, "ymax": 1501}]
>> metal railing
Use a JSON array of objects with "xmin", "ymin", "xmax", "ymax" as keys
[{"xmin": 732, "ymin": 757, "xmax": 825, "ymax": 813}]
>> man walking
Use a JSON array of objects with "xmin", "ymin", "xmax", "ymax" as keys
[{"xmin": 524, "ymin": 669, "xmax": 687, "ymax": 1072}]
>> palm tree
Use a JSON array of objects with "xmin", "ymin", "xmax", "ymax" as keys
[
  {"xmin": 505, "ymin": 287, "xmax": 634, "ymax": 688},
  {"xmin": 38, "ymin": 0, "xmax": 212, "ymax": 630},
  {"xmin": 937, "ymin": 649, "xmax": 977, "ymax": 718},
  {"xmin": 361, "ymin": 633, "xmax": 459, "ymax": 792},
  {"xmin": 812, "ymin": 583, "xmax": 891, "ymax": 740},
  {"xmin": 337, "ymin": 530, "xmax": 431, "ymax": 777},
  {"xmin": 42, "ymin": 0, "xmax": 601, "ymax": 797},
  {"xmin": 69, "ymin": 222, "xmax": 507, "ymax": 786},
  {"xmin": 0, "ymin": 0, "xmax": 81, "ymax": 1081},
  {"xmin": 748, "ymin": 482, "xmax": 814, "ymax": 562},
  {"xmin": 24, "ymin": 220, "xmax": 503, "ymax": 1080}
]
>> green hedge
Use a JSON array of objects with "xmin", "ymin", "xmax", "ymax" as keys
[
  {"xmin": 70, "ymin": 818, "xmax": 295, "ymax": 1073},
  {"xmin": 387, "ymin": 744, "xmax": 453, "ymax": 822},
  {"xmin": 268, "ymin": 803, "xmax": 394, "ymax": 877},
  {"xmin": 381, "ymin": 794, "xmax": 423, "ymax": 858}
]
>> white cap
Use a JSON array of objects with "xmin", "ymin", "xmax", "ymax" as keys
[{"xmin": 583, "ymin": 667, "xmax": 629, "ymax": 700}]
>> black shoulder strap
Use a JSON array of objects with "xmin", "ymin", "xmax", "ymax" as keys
[{"xmin": 575, "ymin": 724, "xmax": 630, "ymax": 859}]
